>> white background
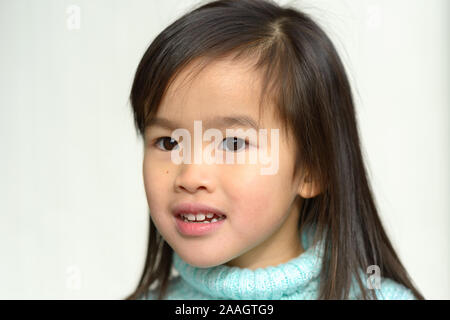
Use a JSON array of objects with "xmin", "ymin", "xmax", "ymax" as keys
[{"xmin": 0, "ymin": 0, "xmax": 448, "ymax": 299}]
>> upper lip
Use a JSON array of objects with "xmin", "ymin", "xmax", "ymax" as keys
[{"xmin": 172, "ymin": 202, "xmax": 227, "ymax": 217}]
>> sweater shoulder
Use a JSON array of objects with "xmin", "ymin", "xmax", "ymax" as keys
[
  {"xmin": 375, "ymin": 277, "xmax": 417, "ymax": 300},
  {"xmin": 349, "ymin": 270, "xmax": 418, "ymax": 300},
  {"xmin": 139, "ymin": 276, "xmax": 208, "ymax": 300}
]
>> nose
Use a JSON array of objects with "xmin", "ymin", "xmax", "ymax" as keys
[{"xmin": 174, "ymin": 163, "xmax": 216, "ymax": 194}]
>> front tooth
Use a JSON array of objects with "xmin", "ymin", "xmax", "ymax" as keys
[
  {"xmin": 196, "ymin": 213, "xmax": 205, "ymax": 221},
  {"xmin": 206, "ymin": 213, "xmax": 214, "ymax": 218},
  {"xmin": 186, "ymin": 213, "xmax": 196, "ymax": 221}
]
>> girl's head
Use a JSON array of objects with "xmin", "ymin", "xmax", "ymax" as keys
[
  {"xmin": 127, "ymin": 0, "xmax": 424, "ymax": 300},
  {"xmin": 141, "ymin": 55, "xmax": 321, "ymax": 270}
]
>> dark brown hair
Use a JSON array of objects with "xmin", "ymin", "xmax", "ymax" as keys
[{"xmin": 125, "ymin": 0, "xmax": 424, "ymax": 300}]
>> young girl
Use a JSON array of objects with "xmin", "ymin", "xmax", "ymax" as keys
[{"xmin": 125, "ymin": 0, "xmax": 424, "ymax": 300}]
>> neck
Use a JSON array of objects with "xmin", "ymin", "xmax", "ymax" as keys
[
  {"xmin": 224, "ymin": 197, "xmax": 304, "ymax": 270},
  {"xmin": 171, "ymin": 223, "xmax": 325, "ymax": 300}
]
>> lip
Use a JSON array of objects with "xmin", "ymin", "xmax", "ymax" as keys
[
  {"xmin": 174, "ymin": 216, "xmax": 226, "ymax": 236},
  {"xmin": 172, "ymin": 202, "xmax": 227, "ymax": 218},
  {"xmin": 172, "ymin": 202, "xmax": 227, "ymax": 236}
]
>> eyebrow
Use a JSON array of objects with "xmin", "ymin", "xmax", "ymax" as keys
[{"xmin": 146, "ymin": 115, "xmax": 260, "ymax": 131}]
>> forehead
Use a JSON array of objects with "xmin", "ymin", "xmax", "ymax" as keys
[{"xmin": 153, "ymin": 57, "xmax": 276, "ymax": 130}]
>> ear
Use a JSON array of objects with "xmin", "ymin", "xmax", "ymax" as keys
[{"xmin": 297, "ymin": 173, "xmax": 321, "ymax": 199}]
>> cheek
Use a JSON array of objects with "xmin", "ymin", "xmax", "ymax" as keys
[
  {"xmin": 228, "ymin": 174, "xmax": 277, "ymax": 224},
  {"xmin": 142, "ymin": 159, "xmax": 172, "ymax": 216},
  {"xmin": 225, "ymin": 165, "xmax": 293, "ymax": 235}
]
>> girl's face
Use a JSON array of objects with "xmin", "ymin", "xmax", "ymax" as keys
[{"xmin": 143, "ymin": 57, "xmax": 313, "ymax": 269}]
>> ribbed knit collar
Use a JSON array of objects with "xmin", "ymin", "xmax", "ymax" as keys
[{"xmin": 172, "ymin": 225, "xmax": 325, "ymax": 299}]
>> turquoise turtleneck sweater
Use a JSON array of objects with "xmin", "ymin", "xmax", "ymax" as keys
[{"xmin": 141, "ymin": 227, "xmax": 416, "ymax": 300}]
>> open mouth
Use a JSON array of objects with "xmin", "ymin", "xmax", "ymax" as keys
[{"xmin": 176, "ymin": 213, "xmax": 226, "ymax": 223}]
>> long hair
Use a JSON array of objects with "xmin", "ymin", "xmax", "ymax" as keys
[{"xmin": 125, "ymin": 0, "xmax": 424, "ymax": 300}]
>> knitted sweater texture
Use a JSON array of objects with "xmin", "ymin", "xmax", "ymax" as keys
[{"xmin": 142, "ymin": 227, "xmax": 416, "ymax": 300}]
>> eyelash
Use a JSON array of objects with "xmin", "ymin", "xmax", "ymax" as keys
[{"xmin": 152, "ymin": 136, "xmax": 250, "ymax": 152}]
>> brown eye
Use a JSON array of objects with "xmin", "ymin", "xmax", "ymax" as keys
[
  {"xmin": 220, "ymin": 137, "xmax": 247, "ymax": 152},
  {"xmin": 154, "ymin": 137, "xmax": 179, "ymax": 151}
]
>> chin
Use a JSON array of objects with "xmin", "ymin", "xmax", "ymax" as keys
[{"xmin": 177, "ymin": 251, "xmax": 227, "ymax": 268}]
